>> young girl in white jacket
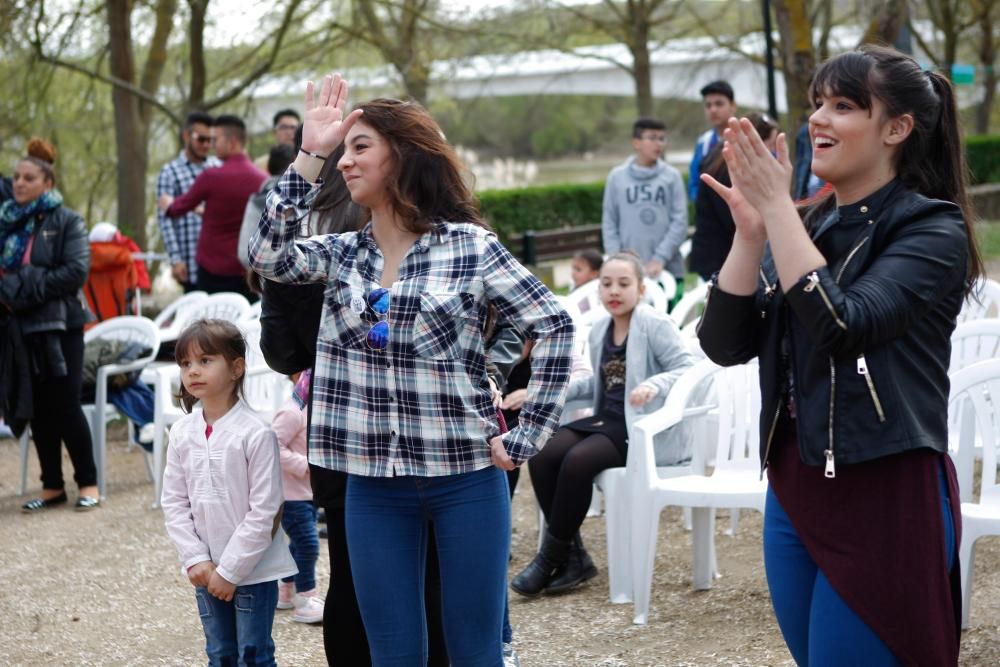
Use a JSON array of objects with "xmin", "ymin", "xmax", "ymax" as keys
[
  {"xmin": 512, "ymin": 252, "xmax": 694, "ymax": 597},
  {"xmin": 161, "ymin": 318, "xmax": 295, "ymax": 666}
]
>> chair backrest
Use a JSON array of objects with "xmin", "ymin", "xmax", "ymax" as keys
[
  {"xmin": 642, "ymin": 277, "xmax": 670, "ymax": 311},
  {"xmin": 238, "ymin": 319, "xmax": 291, "ymax": 419},
  {"xmin": 950, "ymin": 319, "xmax": 1000, "ymax": 374},
  {"xmin": 184, "ymin": 292, "xmax": 254, "ymax": 325},
  {"xmin": 671, "ymin": 281, "xmax": 709, "ymax": 330},
  {"xmin": 707, "ymin": 360, "xmax": 762, "ymax": 475},
  {"xmin": 153, "ymin": 291, "xmax": 207, "ymax": 329},
  {"xmin": 84, "ymin": 315, "xmax": 161, "ymax": 361},
  {"xmin": 629, "ymin": 358, "xmax": 760, "ymax": 487},
  {"xmin": 958, "ymin": 278, "xmax": 1000, "ymax": 323},
  {"xmin": 948, "ymin": 359, "xmax": 1000, "ymax": 504}
]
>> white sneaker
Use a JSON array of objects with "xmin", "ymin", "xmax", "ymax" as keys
[
  {"xmin": 502, "ymin": 642, "xmax": 521, "ymax": 667},
  {"xmin": 291, "ymin": 591, "xmax": 325, "ymax": 624},
  {"xmin": 277, "ymin": 581, "xmax": 295, "ymax": 610}
]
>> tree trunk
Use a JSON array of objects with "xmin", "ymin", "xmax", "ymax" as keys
[
  {"xmin": 632, "ymin": 40, "xmax": 654, "ymax": 117},
  {"xmin": 106, "ymin": 0, "xmax": 149, "ymax": 244},
  {"xmin": 860, "ymin": 0, "xmax": 907, "ymax": 47},
  {"xmin": 772, "ymin": 0, "xmax": 814, "ymax": 158},
  {"xmin": 187, "ymin": 0, "xmax": 209, "ymax": 112},
  {"xmin": 974, "ymin": 1, "xmax": 996, "ymax": 133}
]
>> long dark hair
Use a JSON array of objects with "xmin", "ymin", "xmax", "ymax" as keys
[
  {"xmin": 350, "ymin": 98, "xmax": 488, "ymax": 233},
  {"xmin": 174, "ymin": 319, "xmax": 247, "ymax": 413},
  {"xmin": 801, "ymin": 45, "xmax": 982, "ymax": 289}
]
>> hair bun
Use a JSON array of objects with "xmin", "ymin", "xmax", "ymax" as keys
[{"xmin": 26, "ymin": 137, "xmax": 57, "ymax": 165}]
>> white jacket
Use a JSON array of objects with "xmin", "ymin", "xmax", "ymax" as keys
[{"xmin": 161, "ymin": 400, "xmax": 296, "ymax": 586}]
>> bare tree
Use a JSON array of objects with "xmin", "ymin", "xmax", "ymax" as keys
[{"xmin": 30, "ymin": 0, "xmax": 308, "ymax": 245}]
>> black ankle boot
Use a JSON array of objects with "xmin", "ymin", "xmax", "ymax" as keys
[
  {"xmin": 546, "ymin": 532, "xmax": 599, "ymax": 594},
  {"xmin": 510, "ymin": 532, "xmax": 572, "ymax": 597}
]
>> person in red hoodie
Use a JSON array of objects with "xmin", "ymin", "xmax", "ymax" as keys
[{"xmin": 162, "ymin": 115, "xmax": 266, "ymax": 300}]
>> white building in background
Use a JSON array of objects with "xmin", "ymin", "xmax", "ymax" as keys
[{"xmin": 245, "ymin": 22, "xmax": 961, "ymax": 135}]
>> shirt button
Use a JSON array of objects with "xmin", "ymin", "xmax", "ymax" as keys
[
  {"xmin": 860, "ymin": 205, "xmax": 869, "ymax": 213},
  {"xmin": 391, "ymin": 430, "xmax": 397, "ymax": 437}
]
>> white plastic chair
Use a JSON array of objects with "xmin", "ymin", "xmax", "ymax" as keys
[
  {"xmin": 950, "ymin": 359, "xmax": 1000, "ymax": 628},
  {"xmin": 152, "ymin": 290, "xmax": 207, "ymax": 342},
  {"xmin": 947, "ymin": 320, "xmax": 1000, "ymax": 500},
  {"xmin": 671, "ymin": 281, "xmax": 709, "ymax": 332},
  {"xmin": 629, "ymin": 358, "xmax": 767, "ymax": 624},
  {"xmin": 185, "ymin": 292, "xmax": 254, "ymax": 323},
  {"xmin": 950, "ymin": 319, "xmax": 1000, "ymax": 374},
  {"xmin": 535, "ymin": 395, "xmax": 693, "ymax": 605},
  {"xmin": 958, "ymin": 278, "xmax": 1000, "ymax": 323},
  {"xmin": 51, "ymin": 316, "xmax": 161, "ymax": 500}
]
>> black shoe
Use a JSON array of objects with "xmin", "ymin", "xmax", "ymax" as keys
[
  {"xmin": 74, "ymin": 496, "xmax": 100, "ymax": 512},
  {"xmin": 510, "ymin": 532, "xmax": 572, "ymax": 598},
  {"xmin": 545, "ymin": 532, "xmax": 599, "ymax": 594},
  {"xmin": 21, "ymin": 491, "xmax": 68, "ymax": 513}
]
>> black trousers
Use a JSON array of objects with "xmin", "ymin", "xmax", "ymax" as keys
[
  {"xmin": 323, "ymin": 505, "xmax": 448, "ymax": 666},
  {"xmin": 195, "ymin": 266, "xmax": 258, "ymax": 303},
  {"xmin": 528, "ymin": 427, "xmax": 624, "ymax": 540},
  {"xmin": 30, "ymin": 329, "xmax": 97, "ymax": 490}
]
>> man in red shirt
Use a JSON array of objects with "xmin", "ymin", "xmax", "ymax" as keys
[{"xmin": 163, "ymin": 115, "xmax": 266, "ymax": 300}]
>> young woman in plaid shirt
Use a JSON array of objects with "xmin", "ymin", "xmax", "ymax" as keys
[{"xmin": 250, "ymin": 74, "xmax": 575, "ymax": 666}]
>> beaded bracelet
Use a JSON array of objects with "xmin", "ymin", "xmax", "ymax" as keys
[{"xmin": 299, "ymin": 149, "xmax": 328, "ymax": 161}]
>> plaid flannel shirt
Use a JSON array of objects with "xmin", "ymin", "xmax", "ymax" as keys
[
  {"xmin": 250, "ymin": 167, "xmax": 574, "ymax": 477},
  {"xmin": 155, "ymin": 152, "xmax": 219, "ymax": 283}
]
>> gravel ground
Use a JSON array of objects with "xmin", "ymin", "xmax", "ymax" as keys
[{"xmin": 2, "ymin": 429, "xmax": 1000, "ymax": 666}]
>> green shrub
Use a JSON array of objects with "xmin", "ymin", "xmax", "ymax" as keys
[
  {"xmin": 478, "ymin": 182, "xmax": 605, "ymax": 243},
  {"xmin": 967, "ymin": 135, "xmax": 1000, "ymax": 185}
]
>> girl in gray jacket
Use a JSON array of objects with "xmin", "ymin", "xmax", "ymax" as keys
[{"xmin": 512, "ymin": 251, "xmax": 694, "ymax": 597}]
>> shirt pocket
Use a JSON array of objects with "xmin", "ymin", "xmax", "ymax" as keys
[
  {"xmin": 412, "ymin": 291, "xmax": 478, "ymax": 360},
  {"xmin": 319, "ymin": 281, "xmax": 367, "ymax": 350}
]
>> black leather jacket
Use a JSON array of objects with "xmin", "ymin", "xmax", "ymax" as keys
[
  {"xmin": 0, "ymin": 205, "xmax": 90, "ymax": 333},
  {"xmin": 698, "ymin": 186, "xmax": 968, "ymax": 477}
]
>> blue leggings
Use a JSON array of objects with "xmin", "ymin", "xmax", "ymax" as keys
[{"xmin": 763, "ymin": 470, "xmax": 955, "ymax": 667}]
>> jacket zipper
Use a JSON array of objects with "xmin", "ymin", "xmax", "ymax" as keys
[
  {"xmin": 836, "ymin": 236, "xmax": 869, "ymax": 283},
  {"xmin": 814, "ymin": 234, "xmax": 873, "ymax": 479},
  {"xmin": 760, "ymin": 402, "xmax": 781, "ymax": 480},
  {"xmin": 856, "ymin": 354, "xmax": 886, "ymax": 422},
  {"xmin": 802, "ymin": 272, "xmax": 847, "ymax": 331},
  {"xmin": 825, "ymin": 357, "xmax": 836, "ymax": 478}
]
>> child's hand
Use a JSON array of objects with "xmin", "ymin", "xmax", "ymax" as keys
[
  {"xmin": 629, "ymin": 383, "xmax": 658, "ymax": 407},
  {"xmin": 187, "ymin": 561, "xmax": 216, "ymax": 588},
  {"xmin": 208, "ymin": 571, "xmax": 236, "ymax": 601},
  {"xmin": 501, "ymin": 389, "xmax": 528, "ymax": 411}
]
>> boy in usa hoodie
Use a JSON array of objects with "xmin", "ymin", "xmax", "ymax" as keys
[{"xmin": 601, "ymin": 118, "xmax": 688, "ymax": 305}]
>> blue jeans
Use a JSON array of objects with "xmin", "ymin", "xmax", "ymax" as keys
[
  {"xmin": 195, "ymin": 581, "xmax": 278, "ymax": 666},
  {"xmin": 346, "ymin": 465, "xmax": 511, "ymax": 667},
  {"xmin": 763, "ymin": 468, "xmax": 955, "ymax": 667},
  {"xmin": 280, "ymin": 500, "xmax": 319, "ymax": 592}
]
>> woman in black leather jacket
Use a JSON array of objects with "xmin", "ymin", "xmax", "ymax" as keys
[
  {"xmin": 0, "ymin": 138, "xmax": 98, "ymax": 512},
  {"xmin": 697, "ymin": 47, "xmax": 981, "ymax": 666}
]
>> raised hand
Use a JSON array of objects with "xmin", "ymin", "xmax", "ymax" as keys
[
  {"xmin": 700, "ymin": 169, "xmax": 767, "ymax": 245},
  {"xmin": 301, "ymin": 73, "xmax": 365, "ymax": 157},
  {"xmin": 720, "ymin": 117, "xmax": 794, "ymax": 215}
]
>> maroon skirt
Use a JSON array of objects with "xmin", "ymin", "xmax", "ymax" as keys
[{"xmin": 767, "ymin": 418, "xmax": 962, "ymax": 666}]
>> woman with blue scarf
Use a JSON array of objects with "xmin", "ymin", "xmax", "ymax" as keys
[{"xmin": 0, "ymin": 138, "xmax": 98, "ymax": 512}]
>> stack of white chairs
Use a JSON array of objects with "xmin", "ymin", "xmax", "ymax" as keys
[
  {"xmin": 20, "ymin": 316, "xmax": 160, "ymax": 500},
  {"xmin": 949, "ymin": 359, "xmax": 1000, "ymax": 628},
  {"xmin": 958, "ymin": 278, "xmax": 1000, "ymax": 323},
  {"xmin": 629, "ymin": 358, "xmax": 767, "ymax": 624}
]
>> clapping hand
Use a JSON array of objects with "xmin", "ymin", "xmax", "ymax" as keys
[
  {"xmin": 301, "ymin": 73, "xmax": 365, "ymax": 157},
  {"xmin": 700, "ymin": 117, "xmax": 794, "ymax": 244}
]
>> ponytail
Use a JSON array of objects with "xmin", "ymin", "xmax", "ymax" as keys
[{"xmin": 918, "ymin": 72, "xmax": 983, "ymax": 289}]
